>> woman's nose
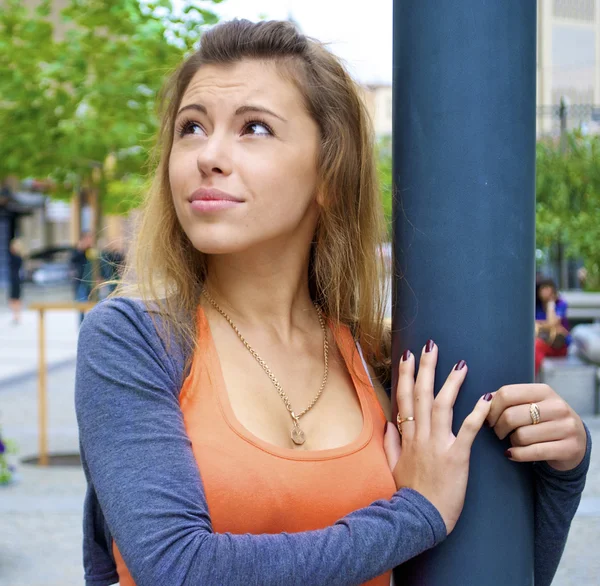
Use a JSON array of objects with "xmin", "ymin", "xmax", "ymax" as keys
[{"xmin": 196, "ymin": 134, "xmax": 233, "ymax": 177}]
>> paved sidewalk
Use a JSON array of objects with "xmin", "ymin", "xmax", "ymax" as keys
[
  {"xmin": 0, "ymin": 284, "xmax": 81, "ymax": 386},
  {"xmin": 0, "ymin": 309, "xmax": 81, "ymax": 386},
  {"xmin": 0, "ymin": 366, "xmax": 85, "ymax": 586}
]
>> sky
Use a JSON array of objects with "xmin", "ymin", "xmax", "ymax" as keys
[{"xmin": 209, "ymin": 0, "xmax": 393, "ymax": 85}]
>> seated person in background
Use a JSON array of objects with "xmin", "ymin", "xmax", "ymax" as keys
[{"xmin": 535, "ymin": 277, "xmax": 571, "ymax": 375}]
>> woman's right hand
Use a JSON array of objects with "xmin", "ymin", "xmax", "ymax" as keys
[{"xmin": 383, "ymin": 341, "xmax": 493, "ymax": 535}]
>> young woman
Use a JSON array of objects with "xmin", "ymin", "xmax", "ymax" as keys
[
  {"xmin": 535, "ymin": 277, "xmax": 571, "ymax": 375},
  {"xmin": 75, "ymin": 20, "xmax": 591, "ymax": 586}
]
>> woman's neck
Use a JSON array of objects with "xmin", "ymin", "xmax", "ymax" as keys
[{"xmin": 203, "ymin": 247, "xmax": 316, "ymax": 342}]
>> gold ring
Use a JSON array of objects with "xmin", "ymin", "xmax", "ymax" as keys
[
  {"xmin": 396, "ymin": 415, "xmax": 415, "ymax": 435},
  {"xmin": 529, "ymin": 403, "xmax": 541, "ymax": 425}
]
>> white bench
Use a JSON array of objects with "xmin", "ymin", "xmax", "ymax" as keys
[{"xmin": 540, "ymin": 354, "xmax": 599, "ymax": 416}]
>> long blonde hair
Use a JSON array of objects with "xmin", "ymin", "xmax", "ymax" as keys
[{"xmin": 117, "ymin": 19, "xmax": 390, "ymax": 377}]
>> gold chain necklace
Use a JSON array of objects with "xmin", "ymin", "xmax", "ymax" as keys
[{"xmin": 202, "ymin": 288, "xmax": 329, "ymax": 446}]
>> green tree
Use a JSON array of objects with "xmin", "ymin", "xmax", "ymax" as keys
[
  {"xmin": 0, "ymin": 0, "xmax": 64, "ymax": 178},
  {"xmin": 0, "ymin": 0, "xmax": 223, "ymax": 215},
  {"xmin": 536, "ymin": 132, "xmax": 600, "ymax": 290}
]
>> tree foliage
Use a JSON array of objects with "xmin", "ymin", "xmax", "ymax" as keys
[
  {"xmin": 0, "ymin": 0, "xmax": 222, "ymax": 213},
  {"xmin": 536, "ymin": 132, "xmax": 600, "ymax": 290},
  {"xmin": 377, "ymin": 137, "xmax": 392, "ymax": 238},
  {"xmin": 0, "ymin": 0, "xmax": 61, "ymax": 178}
]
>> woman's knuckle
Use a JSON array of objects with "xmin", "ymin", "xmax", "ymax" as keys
[
  {"xmin": 495, "ymin": 386, "xmax": 509, "ymax": 406},
  {"xmin": 503, "ymin": 410, "xmax": 517, "ymax": 429},
  {"xmin": 511, "ymin": 428, "xmax": 524, "ymax": 445},
  {"xmin": 398, "ymin": 360, "xmax": 411, "ymax": 373},
  {"xmin": 566, "ymin": 417, "xmax": 579, "ymax": 435},
  {"xmin": 494, "ymin": 415, "xmax": 505, "ymax": 432},
  {"xmin": 554, "ymin": 399, "xmax": 569, "ymax": 419},
  {"xmin": 397, "ymin": 366, "xmax": 412, "ymax": 381},
  {"xmin": 463, "ymin": 417, "xmax": 478, "ymax": 433},
  {"xmin": 433, "ymin": 398, "xmax": 447, "ymax": 413}
]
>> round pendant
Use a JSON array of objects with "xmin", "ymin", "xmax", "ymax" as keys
[{"xmin": 291, "ymin": 426, "xmax": 306, "ymax": 445}]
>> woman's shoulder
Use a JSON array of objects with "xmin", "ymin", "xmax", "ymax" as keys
[
  {"xmin": 83, "ymin": 296, "xmax": 183, "ymax": 334},
  {"xmin": 86, "ymin": 295, "xmax": 144, "ymax": 315},
  {"xmin": 81, "ymin": 297, "xmax": 156, "ymax": 342},
  {"xmin": 79, "ymin": 297, "xmax": 189, "ymax": 386}
]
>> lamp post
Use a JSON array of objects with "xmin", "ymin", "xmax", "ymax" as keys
[{"xmin": 392, "ymin": 1, "xmax": 537, "ymax": 583}]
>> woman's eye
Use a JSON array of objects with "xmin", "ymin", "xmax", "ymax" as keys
[
  {"xmin": 179, "ymin": 121, "xmax": 204, "ymax": 136},
  {"xmin": 242, "ymin": 121, "xmax": 272, "ymax": 136}
]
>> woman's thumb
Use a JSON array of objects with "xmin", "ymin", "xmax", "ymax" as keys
[{"xmin": 384, "ymin": 421, "xmax": 401, "ymax": 472}]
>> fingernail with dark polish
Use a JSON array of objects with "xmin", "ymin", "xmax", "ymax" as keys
[
  {"xmin": 425, "ymin": 339, "xmax": 435, "ymax": 353},
  {"xmin": 454, "ymin": 360, "xmax": 466, "ymax": 371},
  {"xmin": 505, "ymin": 449, "xmax": 512, "ymax": 459},
  {"xmin": 401, "ymin": 349, "xmax": 411, "ymax": 362},
  {"xmin": 484, "ymin": 393, "xmax": 493, "ymax": 401}
]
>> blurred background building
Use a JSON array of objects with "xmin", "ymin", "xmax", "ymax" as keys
[
  {"xmin": 361, "ymin": 83, "xmax": 393, "ymax": 138},
  {"xmin": 537, "ymin": 0, "xmax": 600, "ymax": 134},
  {"xmin": 362, "ymin": 0, "xmax": 600, "ymax": 138}
]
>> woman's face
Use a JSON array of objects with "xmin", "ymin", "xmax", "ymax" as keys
[
  {"xmin": 169, "ymin": 59, "xmax": 321, "ymax": 256},
  {"xmin": 539, "ymin": 285, "xmax": 556, "ymax": 303}
]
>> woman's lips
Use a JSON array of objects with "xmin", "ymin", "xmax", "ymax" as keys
[
  {"xmin": 188, "ymin": 188, "xmax": 244, "ymax": 213},
  {"xmin": 189, "ymin": 198, "xmax": 243, "ymax": 212}
]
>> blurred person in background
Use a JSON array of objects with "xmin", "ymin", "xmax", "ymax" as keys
[
  {"xmin": 100, "ymin": 241, "xmax": 125, "ymax": 299},
  {"xmin": 535, "ymin": 277, "xmax": 571, "ymax": 376},
  {"xmin": 8, "ymin": 238, "xmax": 23, "ymax": 325},
  {"xmin": 75, "ymin": 20, "xmax": 590, "ymax": 586},
  {"xmin": 71, "ymin": 232, "xmax": 94, "ymax": 323}
]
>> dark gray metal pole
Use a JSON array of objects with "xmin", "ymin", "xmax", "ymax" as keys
[{"xmin": 392, "ymin": 2, "xmax": 536, "ymax": 584}]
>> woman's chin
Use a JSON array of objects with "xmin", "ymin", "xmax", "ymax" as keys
[{"xmin": 188, "ymin": 238, "xmax": 251, "ymax": 256}]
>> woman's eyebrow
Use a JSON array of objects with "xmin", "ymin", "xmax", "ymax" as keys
[
  {"xmin": 177, "ymin": 103, "xmax": 207, "ymax": 117},
  {"xmin": 176, "ymin": 103, "xmax": 287, "ymax": 122},
  {"xmin": 235, "ymin": 105, "xmax": 287, "ymax": 122}
]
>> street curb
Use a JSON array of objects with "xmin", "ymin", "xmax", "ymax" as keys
[{"xmin": 0, "ymin": 358, "xmax": 77, "ymax": 392}]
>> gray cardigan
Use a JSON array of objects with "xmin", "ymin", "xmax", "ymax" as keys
[{"xmin": 75, "ymin": 298, "xmax": 592, "ymax": 586}]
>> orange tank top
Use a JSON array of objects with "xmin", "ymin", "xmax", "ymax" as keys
[{"xmin": 114, "ymin": 307, "xmax": 396, "ymax": 585}]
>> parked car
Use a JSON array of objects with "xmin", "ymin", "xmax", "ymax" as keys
[{"xmin": 23, "ymin": 246, "xmax": 76, "ymax": 286}]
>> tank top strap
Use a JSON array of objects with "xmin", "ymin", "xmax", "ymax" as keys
[{"xmin": 329, "ymin": 320, "xmax": 387, "ymax": 425}]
